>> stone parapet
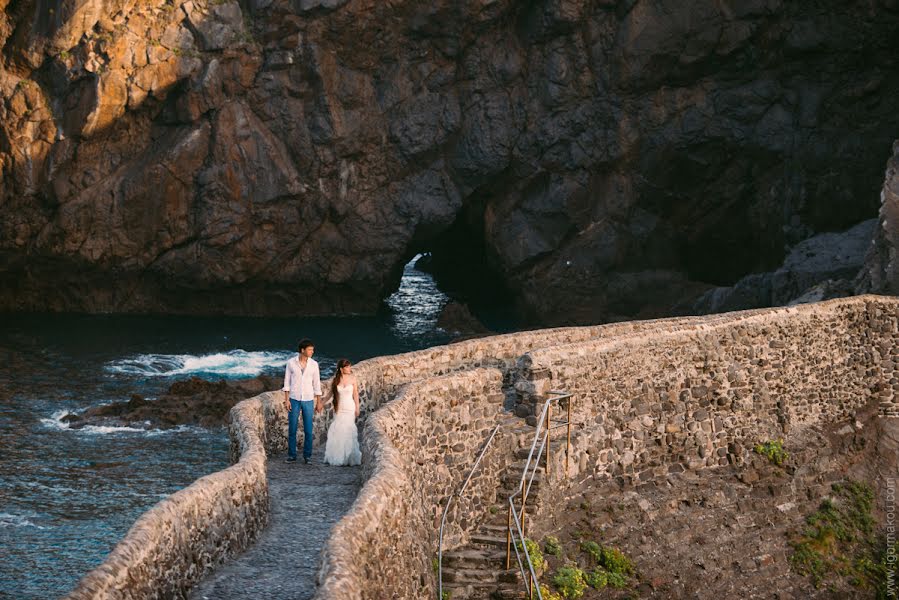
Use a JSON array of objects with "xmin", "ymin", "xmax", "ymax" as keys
[
  {"xmin": 515, "ymin": 296, "xmax": 898, "ymax": 535},
  {"xmin": 64, "ymin": 391, "xmax": 275, "ymax": 600}
]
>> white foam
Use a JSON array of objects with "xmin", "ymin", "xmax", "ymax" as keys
[
  {"xmin": 104, "ymin": 349, "xmax": 293, "ymax": 378},
  {"xmin": 39, "ymin": 411, "xmax": 210, "ymax": 436},
  {"xmin": 0, "ymin": 513, "xmax": 46, "ymax": 530},
  {"xmin": 39, "ymin": 410, "xmax": 74, "ymax": 431}
]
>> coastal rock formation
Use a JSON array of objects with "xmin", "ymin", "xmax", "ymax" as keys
[
  {"xmin": 692, "ymin": 218, "xmax": 875, "ymax": 314},
  {"xmin": 856, "ymin": 139, "xmax": 899, "ymax": 296},
  {"xmin": 2, "ymin": 1, "xmax": 899, "ymax": 322},
  {"xmin": 61, "ymin": 375, "xmax": 280, "ymax": 429}
]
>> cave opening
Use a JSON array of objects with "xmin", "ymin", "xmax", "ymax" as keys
[{"xmin": 386, "ymin": 202, "xmax": 518, "ymax": 333}]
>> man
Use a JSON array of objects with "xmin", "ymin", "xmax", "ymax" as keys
[{"xmin": 282, "ymin": 339, "xmax": 323, "ymax": 463}]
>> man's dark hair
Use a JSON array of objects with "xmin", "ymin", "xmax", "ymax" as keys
[{"xmin": 298, "ymin": 339, "xmax": 314, "ymax": 351}]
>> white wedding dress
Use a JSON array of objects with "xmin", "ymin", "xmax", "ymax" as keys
[{"xmin": 323, "ymin": 383, "xmax": 362, "ymax": 466}]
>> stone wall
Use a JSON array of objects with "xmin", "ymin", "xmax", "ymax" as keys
[
  {"xmin": 314, "ymin": 369, "xmax": 508, "ymax": 600},
  {"xmin": 514, "ymin": 296, "xmax": 898, "ymax": 532},
  {"xmin": 65, "ymin": 391, "xmax": 275, "ymax": 600}
]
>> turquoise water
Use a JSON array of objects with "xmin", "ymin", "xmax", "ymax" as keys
[{"xmin": 0, "ymin": 260, "xmax": 480, "ymax": 598}]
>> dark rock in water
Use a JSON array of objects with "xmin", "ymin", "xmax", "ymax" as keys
[
  {"xmin": 1, "ymin": 2, "xmax": 899, "ymax": 323},
  {"xmin": 413, "ymin": 253, "xmax": 434, "ymax": 273},
  {"xmin": 63, "ymin": 375, "xmax": 282, "ymax": 430},
  {"xmin": 436, "ymin": 302, "xmax": 491, "ymax": 339}
]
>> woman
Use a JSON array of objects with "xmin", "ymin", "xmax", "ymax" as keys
[{"xmin": 323, "ymin": 359, "xmax": 362, "ymax": 466}]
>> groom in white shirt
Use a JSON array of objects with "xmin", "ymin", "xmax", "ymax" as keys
[{"xmin": 282, "ymin": 339, "xmax": 323, "ymax": 463}]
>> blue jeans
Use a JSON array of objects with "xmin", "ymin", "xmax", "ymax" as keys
[{"xmin": 288, "ymin": 399, "xmax": 314, "ymax": 459}]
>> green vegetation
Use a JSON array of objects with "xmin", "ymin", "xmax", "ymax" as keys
[
  {"xmin": 517, "ymin": 538, "xmax": 545, "ymax": 572},
  {"xmin": 789, "ymin": 480, "xmax": 891, "ymax": 595},
  {"xmin": 580, "ymin": 540, "xmax": 601, "ymax": 563},
  {"xmin": 544, "ymin": 535, "xmax": 562, "ymax": 557},
  {"xmin": 532, "ymin": 584, "xmax": 562, "ymax": 600},
  {"xmin": 595, "ymin": 546, "xmax": 634, "ymax": 576},
  {"xmin": 754, "ymin": 439, "xmax": 788, "ymax": 466},
  {"xmin": 551, "ymin": 565, "xmax": 587, "ymax": 599},
  {"xmin": 527, "ymin": 538, "xmax": 639, "ymax": 597}
]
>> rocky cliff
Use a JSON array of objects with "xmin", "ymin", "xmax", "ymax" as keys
[{"xmin": 2, "ymin": 0, "xmax": 898, "ymax": 322}]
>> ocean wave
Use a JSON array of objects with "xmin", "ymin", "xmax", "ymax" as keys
[
  {"xmin": 104, "ymin": 349, "xmax": 293, "ymax": 378},
  {"xmin": 39, "ymin": 411, "xmax": 212, "ymax": 436},
  {"xmin": 0, "ymin": 513, "xmax": 46, "ymax": 530}
]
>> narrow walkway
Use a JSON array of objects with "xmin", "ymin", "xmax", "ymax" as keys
[{"xmin": 191, "ymin": 450, "xmax": 363, "ymax": 600}]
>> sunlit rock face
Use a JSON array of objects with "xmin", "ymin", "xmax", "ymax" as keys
[{"xmin": 1, "ymin": 0, "xmax": 899, "ymax": 322}]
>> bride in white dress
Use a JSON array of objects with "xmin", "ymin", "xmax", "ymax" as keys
[{"xmin": 323, "ymin": 359, "xmax": 362, "ymax": 466}]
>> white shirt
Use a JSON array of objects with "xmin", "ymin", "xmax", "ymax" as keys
[{"xmin": 282, "ymin": 356, "xmax": 322, "ymax": 400}]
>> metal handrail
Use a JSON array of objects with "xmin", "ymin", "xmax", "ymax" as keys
[
  {"xmin": 437, "ymin": 423, "xmax": 501, "ymax": 599},
  {"xmin": 505, "ymin": 390, "xmax": 574, "ymax": 599}
]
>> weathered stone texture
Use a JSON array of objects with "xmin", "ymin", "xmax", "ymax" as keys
[
  {"xmin": 315, "ymin": 369, "xmax": 507, "ymax": 600},
  {"xmin": 516, "ymin": 296, "xmax": 899, "ymax": 536}
]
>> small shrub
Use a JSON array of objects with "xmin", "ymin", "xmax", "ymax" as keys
[
  {"xmin": 532, "ymin": 584, "xmax": 562, "ymax": 600},
  {"xmin": 606, "ymin": 571, "xmax": 628, "ymax": 588},
  {"xmin": 598, "ymin": 546, "xmax": 634, "ymax": 576},
  {"xmin": 544, "ymin": 535, "xmax": 562, "ymax": 557},
  {"xmin": 580, "ymin": 540, "xmax": 601, "ymax": 563},
  {"xmin": 754, "ymin": 439, "xmax": 788, "ymax": 466},
  {"xmin": 517, "ymin": 538, "xmax": 545, "ymax": 572},
  {"xmin": 551, "ymin": 565, "xmax": 587, "ymax": 599},
  {"xmin": 585, "ymin": 569, "xmax": 607, "ymax": 589}
]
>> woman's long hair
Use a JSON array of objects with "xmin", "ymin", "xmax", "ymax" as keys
[{"xmin": 331, "ymin": 358, "xmax": 351, "ymax": 412}]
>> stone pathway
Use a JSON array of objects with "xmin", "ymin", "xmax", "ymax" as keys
[{"xmin": 191, "ymin": 451, "xmax": 362, "ymax": 600}]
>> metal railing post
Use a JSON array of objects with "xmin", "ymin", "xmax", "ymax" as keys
[
  {"xmin": 566, "ymin": 396, "xmax": 572, "ymax": 475},
  {"xmin": 545, "ymin": 402, "xmax": 551, "ymax": 477},
  {"xmin": 506, "ymin": 504, "xmax": 512, "ymax": 569},
  {"xmin": 519, "ymin": 478, "xmax": 526, "ymax": 537}
]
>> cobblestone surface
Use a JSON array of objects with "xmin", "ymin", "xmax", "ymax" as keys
[{"xmin": 191, "ymin": 451, "xmax": 362, "ymax": 600}]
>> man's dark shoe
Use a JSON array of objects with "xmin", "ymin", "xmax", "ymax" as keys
[
  {"xmin": 303, "ymin": 457, "xmax": 309, "ymax": 464},
  {"xmin": 285, "ymin": 456, "xmax": 297, "ymax": 463}
]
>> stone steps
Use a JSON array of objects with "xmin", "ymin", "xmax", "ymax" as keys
[
  {"xmin": 442, "ymin": 568, "xmax": 519, "ymax": 584},
  {"xmin": 441, "ymin": 411, "xmax": 554, "ymax": 600},
  {"xmin": 443, "ymin": 548, "xmax": 506, "ymax": 569}
]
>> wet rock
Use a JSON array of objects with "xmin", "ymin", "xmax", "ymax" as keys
[
  {"xmin": 436, "ymin": 302, "xmax": 491, "ymax": 338},
  {"xmin": 63, "ymin": 375, "xmax": 282, "ymax": 430}
]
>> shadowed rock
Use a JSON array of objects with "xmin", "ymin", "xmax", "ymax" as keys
[{"xmin": 2, "ymin": 1, "xmax": 899, "ymax": 323}]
